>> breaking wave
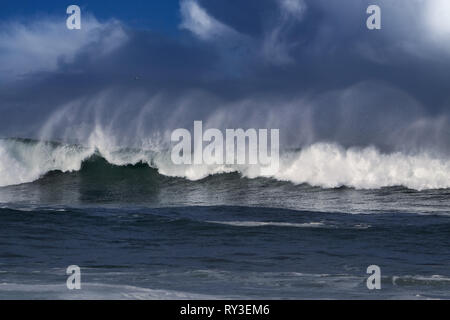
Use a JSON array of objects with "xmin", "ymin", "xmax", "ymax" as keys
[{"xmin": 0, "ymin": 138, "xmax": 449, "ymax": 190}]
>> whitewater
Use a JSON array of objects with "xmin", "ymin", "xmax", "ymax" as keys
[{"xmin": 0, "ymin": 137, "xmax": 449, "ymax": 190}]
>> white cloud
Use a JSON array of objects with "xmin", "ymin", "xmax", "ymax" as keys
[
  {"xmin": 262, "ymin": 27, "xmax": 295, "ymax": 65},
  {"xmin": 179, "ymin": 0, "xmax": 239, "ymax": 41},
  {"xmin": 0, "ymin": 15, "xmax": 127, "ymax": 82},
  {"xmin": 261, "ymin": 0, "xmax": 306, "ymax": 65},
  {"xmin": 424, "ymin": 0, "xmax": 450, "ymax": 39},
  {"xmin": 179, "ymin": 0, "xmax": 308, "ymax": 66},
  {"xmin": 279, "ymin": 0, "xmax": 306, "ymax": 19}
]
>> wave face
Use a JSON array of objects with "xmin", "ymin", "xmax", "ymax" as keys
[
  {"xmin": 1, "ymin": 138, "xmax": 450, "ymax": 190},
  {"xmin": 0, "ymin": 138, "xmax": 92, "ymax": 187}
]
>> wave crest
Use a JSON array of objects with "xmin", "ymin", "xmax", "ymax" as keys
[{"xmin": 0, "ymin": 138, "xmax": 449, "ymax": 190}]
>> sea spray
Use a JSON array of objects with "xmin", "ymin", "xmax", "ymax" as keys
[{"xmin": 0, "ymin": 138, "xmax": 449, "ymax": 190}]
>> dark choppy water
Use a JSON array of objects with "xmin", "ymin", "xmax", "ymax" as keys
[{"xmin": 0, "ymin": 156, "xmax": 449, "ymax": 299}]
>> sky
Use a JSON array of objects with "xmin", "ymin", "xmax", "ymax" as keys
[
  {"xmin": 0, "ymin": 0, "xmax": 449, "ymax": 154},
  {"xmin": 0, "ymin": 0, "xmax": 180, "ymax": 32}
]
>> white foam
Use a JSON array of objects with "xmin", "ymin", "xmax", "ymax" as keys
[
  {"xmin": 207, "ymin": 220, "xmax": 325, "ymax": 228},
  {"xmin": 154, "ymin": 143, "xmax": 450, "ymax": 190},
  {"xmin": 0, "ymin": 282, "xmax": 222, "ymax": 300},
  {"xmin": 1, "ymin": 139, "xmax": 449, "ymax": 191},
  {"xmin": 392, "ymin": 274, "xmax": 450, "ymax": 285},
  {"xmin": 272, "ymin": 143, "xmax": 450, "ymax": 191},
  {"xmin": 207, "ymin": 220, "xmax": 372, "ymax": 229},
  {"xmin": 0, "ymin": 139, "xmax": 94, "ymax": 187}
]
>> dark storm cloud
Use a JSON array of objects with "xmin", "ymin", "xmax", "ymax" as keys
[{"xmin": 0, "ymin": 0, "xmax": 449, "ymax": 153}]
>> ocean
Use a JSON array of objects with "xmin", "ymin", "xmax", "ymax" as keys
[{"xmin": 0, "ymin": 138, "xmax": 449, "ymax": 299}]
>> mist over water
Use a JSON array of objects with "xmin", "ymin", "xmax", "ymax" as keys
[{"xmin": 2, "ymin": 79, "xmax": 450, "ymax": 191}]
